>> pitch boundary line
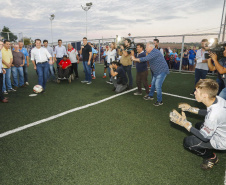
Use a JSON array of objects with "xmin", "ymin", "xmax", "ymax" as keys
[{"xmin": 0, "ymin": 89, "xmax": 195, "ymax": 139}]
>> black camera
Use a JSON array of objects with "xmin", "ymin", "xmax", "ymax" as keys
[
  {"xmin": 205, "ymin": 39, "xmax": 226, "ymax": 59},
  {"xmin": 124, "ymin": 42, "xmax": 137, "ymax": 55}
]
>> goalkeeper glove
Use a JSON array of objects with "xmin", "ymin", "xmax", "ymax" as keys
[
  {"xmin": 169, "ymin": 110, "xmax": 192, "ymax": 131},
  {"xmin": 178, "ymin": 103, "xmax": 199, "ymax": 114}
]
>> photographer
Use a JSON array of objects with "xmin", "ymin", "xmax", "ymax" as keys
[
  {"xmin": 109, "ymin": 61, "xmax": 128, "ymax": 93},
  {"xmin": 118, "ymin": 38, "xmax": 133, "ymax": 89},
  {"xmin": 207, "ymin": 49, "xmax": 226, "ymax": 100},
  {"xmin": 190, "ymin": 39, "xmax": 209, "ymax": 96}
]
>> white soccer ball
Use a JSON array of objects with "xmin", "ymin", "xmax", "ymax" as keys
[{"xmin": 33, "ymin": 85, "xmax": 43, "ymax": 93}]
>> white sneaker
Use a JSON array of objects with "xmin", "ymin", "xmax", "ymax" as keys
[
  {"xmin": 87, "ymin": 81, "xmax": 92, "ymax": 85},
  {"xmin": 25, "ymin": 82, "xmax": 29, "ymax": 86},
  {"xmin": 134, "ymin": 92, "xmax": 142, "ymax": 95},
  {"xmin": 81, "ymin": 80, "xmax": 88, "ymax": 83},
  {"xmin": 8, "ymin": 88, "xmax": 16, "ymax": 92},
  {"xmin": 3, "ymin": 91, "xmax": 8, "ymax": 95}
]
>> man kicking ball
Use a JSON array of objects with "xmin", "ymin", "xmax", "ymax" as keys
[{"xmin": 169, "ymin": 79, "xmax": 226, "ymax": 170}]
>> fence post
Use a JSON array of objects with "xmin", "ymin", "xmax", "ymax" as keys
[
  {"xmin": 98, "ymin": 39, "xmax": 101, "ymax": 63},
  {"xmin": 179, "ymin": 35, "xmax": 185, "ymax": 72}
]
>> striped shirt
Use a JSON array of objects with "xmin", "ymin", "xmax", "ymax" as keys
[
  {"xmin": 200, "ymin": 96, "xmax": 226, "ymax": 150},
  {"xmin": 139, "ymin": 48, "xmax": 169, "ymax": 76}
]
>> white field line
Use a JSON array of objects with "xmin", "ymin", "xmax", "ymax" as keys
[{"xmin": 0, "ymin": 89, "xmax": 195, "ymax": 139}]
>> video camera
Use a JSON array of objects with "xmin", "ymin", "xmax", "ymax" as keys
[
  {"xmin": 117, "ymin": 40, "xmax": 137, "ymax": 55},
  {"xmin": 205, "ymin": 38, "xmax": 226, "ymax": 59}
]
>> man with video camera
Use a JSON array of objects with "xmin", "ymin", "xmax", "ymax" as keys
[
  {"xmin": 207, "ymin": 48, "xmax": 226, "ymax": 100},
  {"xmin": 118, "ymin": 38, "xmax": 133, "ymax": 89},
  {"xmin": 109, "ymin": 61, "xmax": 128, "ymax": 93}
]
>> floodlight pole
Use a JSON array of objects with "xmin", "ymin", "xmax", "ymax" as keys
[
  {"xmin": 81, "ymin": 3, "xmax": 92, "ymax": 38},
  {"xmin": 49, "ymin": 14, "xmax": 55, "ymax": 47},
  {"xmin": 219, "ymin": 0, "xmax": 226, "ymax": 42}
]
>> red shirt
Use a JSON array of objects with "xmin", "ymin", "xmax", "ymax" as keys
[{"xmin": 59, "ymin": 59, "xmax": 71, "ymax": 69}]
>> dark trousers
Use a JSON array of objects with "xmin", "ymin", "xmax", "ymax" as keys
[
  {"xmin": 195, "ymin": 68, "xmax": 208, "ymax": 85},
  {"xmin": 58, "ymin": 67, "xmax": 70, "ymax": 78},
  {"xmin": 56, "ymin": 58, "xmax": 62, "ymax": 72},
  {"xmin": 122, "ymin": 65, "xmax": 133, "ymax": 88},
  {"xmin": 72, "ymin": 63, "xmax": 79, "ymax": 77},
  {"xmin": 0, "ymin": 73, "xmax": 4, "ymax": 100},
  {"xmin": 183, "ymin": 122, "xmax": 214, "ymax": 159},
  {"xmin": 23, "ymin": 65, "xmax": 28, "ymax": 83},
  {"xmin": 136, "ymin": 70, "xmax": 149, "ymax": 94}
]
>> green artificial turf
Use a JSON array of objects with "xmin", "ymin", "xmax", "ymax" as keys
[{"xmin": 0, "ymin": 63, "xmax": 225, "ymax": 185}]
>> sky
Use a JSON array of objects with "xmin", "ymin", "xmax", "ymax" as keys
[{"xmin": 0, "ymin": 0, "xmax": 224, "ymax": 43}]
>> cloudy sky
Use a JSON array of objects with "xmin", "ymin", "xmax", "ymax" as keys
[{"xmin": 0, "ymin": 0, "xmax": 224, "ymax": 43}]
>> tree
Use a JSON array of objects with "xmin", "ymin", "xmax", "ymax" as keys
[
  {"xmin": 23, "ymin": 37, "xmax": 32, "ymax": 45},
  {"xmin": 1, "ymin": 26, "xmax": 18, "ymax": 42}
]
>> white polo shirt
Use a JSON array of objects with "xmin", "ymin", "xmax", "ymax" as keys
[
  {"xmin": 31, "ymin": 47, "xmax": 51, "ymax": 64},
  {"xmin": 55, "ymin": 45, "xmax": 67, "ymax": 58},
  {"xmin": 67, "ymin": 48, "xmax": 78, "ymax": 63},
  {"xmin": 195, "ymin": 49, "xmax": 209, "ymax": 71}
]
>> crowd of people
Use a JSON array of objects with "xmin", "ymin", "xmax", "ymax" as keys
[{"xmin": 1, "ymin": 36, "xmax": 226, "ymax": 171}]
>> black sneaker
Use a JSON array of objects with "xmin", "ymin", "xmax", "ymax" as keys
[
  {"xmin": 190, "ymin": 92, "xmax": 195, "ymax": 96},
  {"xmin": 143, "ymin": 96, "xmax": 154, "ymax": 100},
  {"xmin": 201, "ymin": 154, "xmax": 219, "ymax": 170},
  {"xmin": 153, "ymin": 101, "xmax": 163, "ymax": 106}
]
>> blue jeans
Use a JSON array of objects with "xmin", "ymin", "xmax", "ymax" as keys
[
  {"xmin": 148, "ymin": 72, "xmax": 167, "ymax": 102},
  {"xmin": 11, "ymin": 66, "xmax": 24, "ymax": 87},
  {"xmin": 219, "ymin": 87, "xmax": 226, "ymax": 100},
  {"xmin": 83, "ymin": 61, "xmax": 91, "ymax": 82},
  {"xmin": 2, "ymin": 68, "xmax": 12, "ymax": 92},
  {"xmin": 23, "ymin": 65, "xmax": 28, "ymax": 83},
  {"xmin": 36, "ymin": 62, "xmax": 49, "ymax": 90},
  {"xmin": 48, "ymin": 64, "xmax": 55, "ymax": 80},
  {"xmin": 194, "ymin": 68, "xmax": 208, "ymax": 88},
  {"xmin": 122, "ymin": 65, "xmax": 133, "ymax": 87}
]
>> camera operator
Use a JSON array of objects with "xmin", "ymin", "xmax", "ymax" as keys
[
  {"xmin": 207, "ymin": 49, "xmax": 226, "ymax": 100},
  {"xmin": 118, "ymin": 38, "xmax": 133, "ymax": 89},
  {"xmin": 109, "ymin": 61, "xmax": 128, "ymax": 93},
  {"xmin": 190, "ymin": 39, "xmax": 209, "ymax": 96}
]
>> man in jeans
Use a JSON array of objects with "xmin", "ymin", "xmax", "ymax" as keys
[
  {"xmin": 118, "ymin": 38, "xmax": 133, "ymax": 89},
  {"xmin": 54, "ymin": 39, "xmax": 67, "ymax": 72},
  {"xmin": 19, "ymin": 41, "xmax": 29, "ymax": 85},
  {"xmin": 80, "ymin": 37, "xmax": 92, "ymax": 84},
  {"xmin": 11, "ymin": 44, "xmax": 25, "ymax": 89},
  {"xmin": 31, "ymin": 39, "xmax": 53, "ymax": 92},
  {"xmin": 1, "ymin": 40, "xmax": 16, "ymax": 94},
  {"xmin": 132, "ymin": 42, "xmax": 169, "ymax": 106},
  {"xmin": 43, "ymin": 40, "xmax": 55, "ymax": 81},
  {"xmin": 0, "ymin": 40, "xmax": 8, "ymax": 103},
  {"xmin": 133, "ymin": 43, "xmax": 149, "ymax": 96},
  {"xmin": 190, "ymin": 39, "xmax": 208, "ymax": 96}
]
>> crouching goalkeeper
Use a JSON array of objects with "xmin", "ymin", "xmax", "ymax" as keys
[{"xmin": 169, "ymin": 79, "xmax": 226, "ymax": 170}]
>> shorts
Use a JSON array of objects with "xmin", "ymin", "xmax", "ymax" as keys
[
  {"xmin": 182, "ymin": 58, "xmax": 189, "ymax": 66},
  {"xmin": 104, "ymin": 60, "xmax": 108, "ymax": 68},
  {"xmin": 189, "ymin": 59, "xmax": 195, "ymax": 66}
]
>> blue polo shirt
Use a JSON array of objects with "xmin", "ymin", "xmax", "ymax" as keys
[
  {"xmin": 189, "ymin": 50, "xmax": 197, "ymax": 60},
  {"xmin": 139, "ymin": 48, "xmax": 169, "ymax": 76},
  {"xmin": 136, "ymin": 51, "xmax": 147, "ymax": 73},
  {"xmin": 103, "ymin": 51, "xmax": 108, "ymax": 61},
  {"xmin": 19, "ymin": 48, "xmax": 29, "ymax": 64},
  {"xmin": 92, "ymin": 48, "xmax": 98, "ymax": 55}
]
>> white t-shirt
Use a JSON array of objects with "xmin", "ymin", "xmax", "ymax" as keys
[
  {"xmin": 195, "ymin": 49, "xmax": 208, "ymax": 71},
  {"xmin": 67, "ymin": 49, "xmax": 78, "ymax": 63},
  {"xmin": 200, "ymin": 96, "xmax": 226, "ymax": 150},
  {"xmin": 31, "ymin": 47, "xmax": 51, "ymax": 63},
  {"xmin": 106, "ymin": 49, "xmax": 116, "ymax": 64}
]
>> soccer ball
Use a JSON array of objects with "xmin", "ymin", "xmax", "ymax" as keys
[{"xmin": 33, "ymin": 85, "xmax": 43, "ymax": 93}]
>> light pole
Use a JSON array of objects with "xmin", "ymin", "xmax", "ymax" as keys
[
  {"xmin": 81, "ymin": 2, "xmax": 92, "ymax": 37},
  {"xmin": 49, "ymin": 14, "xmax": 55, "ymax": 47},
  {"xmin": 219, "ymin": 0, "xmax": 226, "ymax": 42}
]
